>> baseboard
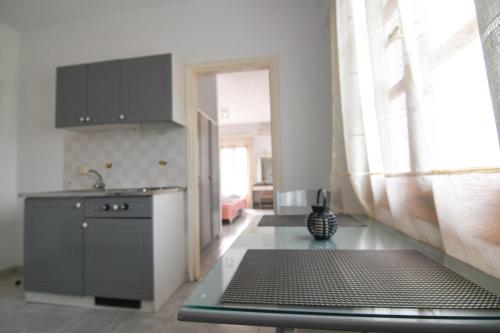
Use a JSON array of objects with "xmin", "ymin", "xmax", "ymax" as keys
[
  {"xmin": 0, "ymin": 265, "xmax": 22, "ymax": 278},
  {"xmin": 26, "ymin": 292, "xmax": 154, "ymax": 312}
]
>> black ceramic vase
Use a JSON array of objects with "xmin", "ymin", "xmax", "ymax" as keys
[{"xmin": 306, "ymin": 189, "xmax": 337, "ymax": 240}]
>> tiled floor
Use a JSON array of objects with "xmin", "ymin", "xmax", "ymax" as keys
[{"xmin": 0, "ymin": 209, "xmax": 275, "ymax": 333}]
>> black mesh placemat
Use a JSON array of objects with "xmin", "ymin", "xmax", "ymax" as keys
[
  {"xmin": 221, "ymin": 249, "xmax": 500, "ymax": 309},
  {"xmin": 258, "ymin": 214, "xmax": 366, "ymax": 227}
]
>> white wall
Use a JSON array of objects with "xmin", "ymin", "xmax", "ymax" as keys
[
  {"xmin": 15, "ymin": 0, "xmax": 332, "ymax": 265},
  {"xmin": 17, "ymin": 0, "xmax": 332, "ymax": 194},
  {"xmin": 216, "ymin": 70, "xmax": 271, "ymax": 126},
  {"xmin": 0, "ymin": 21, "xmax": 20, "ymax": 270},
  {"xmin": 197, "ymin": 74, "xmax": 218, "ymax": 123}
]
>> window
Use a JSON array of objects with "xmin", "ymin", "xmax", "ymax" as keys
[
  {"xmin": 391, "ymin": 0, "xmax": 499, "ymax": 170},
  {"xmin": 220, "ymin": 146, "xmax": 249, "ymax": 198}
]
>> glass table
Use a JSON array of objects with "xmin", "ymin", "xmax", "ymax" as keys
[{"xmin": 179, "ymin": 215, "xmax": 500, "ymax": 332}]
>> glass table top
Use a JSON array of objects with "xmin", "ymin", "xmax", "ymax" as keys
[{"xmin": 180, "ymin": 215, "xmax": 500, "ymax": 328}]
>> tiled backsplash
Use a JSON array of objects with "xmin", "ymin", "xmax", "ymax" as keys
[{"xmin": 63, "ymin": 126, "xmax": 187, "ymax": 190}]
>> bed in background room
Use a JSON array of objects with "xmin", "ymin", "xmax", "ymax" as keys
[{"xmin": 222, "ymin": 195, "xmax": 247, "ymax": 223}]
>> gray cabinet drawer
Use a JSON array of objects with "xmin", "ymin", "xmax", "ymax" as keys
[{"xmin": 84, "ymin": 197, "xmax": 152, "ymax": 218}]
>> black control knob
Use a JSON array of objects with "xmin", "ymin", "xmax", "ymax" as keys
[
  {"xmin": 100, "ymin": 204, "xmax": 110, "ymax": 211},
  {"xmin": 119, "ymin": 203, "xmax": 129, "ymax": 211}
]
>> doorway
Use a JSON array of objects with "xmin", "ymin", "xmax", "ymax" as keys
[
  {"xmin": 218, "ymin": 69, "xmax": 274, "ymax": 220},
  {"xmin": 186, "ymin": 57, "xmax": 281, "ymax": 280}
]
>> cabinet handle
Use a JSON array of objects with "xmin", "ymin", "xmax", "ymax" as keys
[
  {"xmin": 82, "ymin": 222, "xmax": 88, "ymax": 229},
  {"xmin": 75, "ymin": 202, "xmax": 82, "ymax": 208},
  {"xmin": 79, "ymin": 117, "xmax": 85, "ymax": 123},
  {"xmin": 119, "ymin": 114, "xmax": 125, "ymax": 120},
  {"xmin": 85, "ymin": 116, "xmax": 91, "ymax": 123}
]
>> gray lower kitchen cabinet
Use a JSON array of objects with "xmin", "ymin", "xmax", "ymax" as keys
[
  {"xmin": 24, "ymin": 197, "xmax": 153, "ymax": 300},
  {"xmin": 24, "ymin": 191, "xmax": 185, "ymax": 311},
  {"xmin": 24, "ymin": 198, "xmax": 85, "ymax": 296},
  {"xmin": 55, "ymin": 53, "xmax": 183, "ymax": 128},
  {"xmin": 120, "ymin": 54, "xmax": 172, "ymax": 123},
  {"xmin": 55, "ymin": 65, "xmax": 88, "ymax": 127},
  {"xmin": 84, "ymin": 218, "xmax": 153, "ymax": 300}
]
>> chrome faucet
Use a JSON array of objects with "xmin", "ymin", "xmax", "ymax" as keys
[{"xmin": 88, "ymin": 169, "xmax": 106, "ymax": 190}]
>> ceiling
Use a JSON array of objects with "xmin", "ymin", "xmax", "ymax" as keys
[
  {"xmin": 0, "ymin": 0, "xmax": 182, "ymax": 30},
  {"xmin": 217, "ymin": 70, "xmax": 271, "ymax": 126}
]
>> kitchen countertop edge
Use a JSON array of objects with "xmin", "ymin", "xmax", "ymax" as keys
[{"xmin": 18, "ymin": 186, "xmax": 187, "ymax": 198}]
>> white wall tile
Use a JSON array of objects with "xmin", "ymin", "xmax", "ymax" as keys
[{"xmin": 63, "ymin": 126, "xmax": 186, "ymax": 190}]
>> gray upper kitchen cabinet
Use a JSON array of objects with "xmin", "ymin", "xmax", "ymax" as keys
[
  {"xmin": 55, "ymin": 64, "xmax": 88, "ymax": 127},
  {"xmin": 55, "ymin": 53, "xmax": 183, "ymax": 128},
  {"xmin": 119, "ymin": 54, "xmax": 173, "ymax": 123},
  {"xmin": 87, "ymin": 60, "xmax": 120, "ymax": 125},
  {"xmin": 24, "ymin": 198, "xmax": 85, "ymax": 296},
  {"xmin": 84, "ymin": 218, "xmax": 153, "ymax": 300}
]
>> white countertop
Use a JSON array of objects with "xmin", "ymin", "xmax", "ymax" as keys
[{"xmin": 19, "ymin": 186, "xmax": 186, "ymax": 198}]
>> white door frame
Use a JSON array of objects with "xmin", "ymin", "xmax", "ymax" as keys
[{"xmin": 185, "ymin": 57, "xmax": 281, "ymax": 281}]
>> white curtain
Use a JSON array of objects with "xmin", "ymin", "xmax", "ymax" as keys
[
  {"xmin": 333, "ymin": 0, "xmax": 500, "ymax": 278},
  {"xmin": 474, "ymin": 0, "xmax": 500, "ymax": 145},
  {"xmin": 220, "ymin": 146, "xmax": 249, "ymax": 198}
]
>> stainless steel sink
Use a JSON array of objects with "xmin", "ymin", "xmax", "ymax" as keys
[
  {"xmin": 20, "ymin": 186, "xmax": 183, "ymax": 198},
  {"xmin": 104, "ymin": 186, "xmax": 176, "ymax": 194},
  {"xmin": 56, "ymin": 187, "xmax": 178, "ymax": 196}
]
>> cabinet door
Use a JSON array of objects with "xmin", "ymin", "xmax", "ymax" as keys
[
  {"xmin": 55, "ymin": 64, "xmax": 87, "ymax": 127},
  {"xmin": 198, "ymin": 114, "xmax": 212, "ymax": 251},
  {"xmin": 120, "ymin": 54, "xmax": 172, "ymax": 123},
  {"xmin": 24, "ymin": 198, "xmax": 85, "ymax": 295},
  {"xmin": 84, "ymin": 218, "xmax": 153, "ymax": 300},
  {"xmin": 88, "ymin": 60, "xmax": 119, "ymax": 125},
  {"xmin": 209, "ymin": 122, "xmax": 221, "ymax": 238}
]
